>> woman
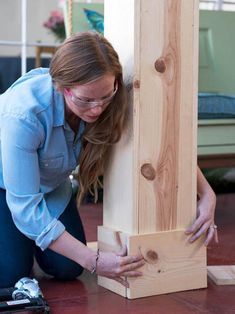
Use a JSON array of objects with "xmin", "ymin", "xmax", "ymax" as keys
[{"xmin": 0, "ymin": 32, "xmax": 216, "ymax": 288}]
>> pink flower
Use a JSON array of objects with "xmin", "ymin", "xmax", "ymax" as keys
[{"xmin": 43, "ymin": 10, "xmax": 65, "ymax": 41}]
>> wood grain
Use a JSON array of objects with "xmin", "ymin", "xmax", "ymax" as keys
[
  {"xmin": 97, "ymin": 227, "xmax": 207, "ymax": 298},
  {"xmin": 100, "ymin": 0, "xmax": 204, "ymax": 298},
  {"xmin": 207, "ymin": 266, "xmax": 235, "ymax": 285},
  {"xmin": 127, "ymin": 230, "xmax": 207, "ymax": 299},
  {"xmin": 104, "ymin": 0, "xmax": 198, "ymax": 234},
  {"xmin": 97, "ymin": 226, "xmax": 127, "ymax": 297},
  {"xmin": 153, "ymin": 1, "xmax": 182, "ymax": 231}
]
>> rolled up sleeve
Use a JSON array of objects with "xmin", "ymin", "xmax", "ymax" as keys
[{"xmin": 1, "ymin": 114, "xmax": 65, "ymax": 250}]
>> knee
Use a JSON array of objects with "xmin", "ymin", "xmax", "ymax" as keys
[
  {"xmin": 36, "ymin": 254, "xmax": 84, "ymax": 281},
  {"xmin": 0, "ymin": 255, "xmax": 34, "ymax": 288},
  {"xmin": 0, "ymin": 267, "xmax": 33, "ymax": 288},
  {"xmin": 53, "ymin": 265, "xmax": 84, "ymax": 281}
]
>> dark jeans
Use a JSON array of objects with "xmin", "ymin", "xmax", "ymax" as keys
[{"xmin": 0, "ymin": 188, "xmax": 86, "ymax": 288}]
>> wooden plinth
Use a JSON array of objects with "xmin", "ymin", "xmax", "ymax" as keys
[{"xmin": 98, "ymin": 226, "xmax": 207, "ymax": 299}]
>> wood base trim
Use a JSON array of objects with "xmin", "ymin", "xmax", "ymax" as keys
[
  {"xmin": 98, "ymin": 226, "xmax": 207, "ymax": 299},
  {"xmin": 207, "ymin": 265, "xmax": 235, "ymax": 285}
]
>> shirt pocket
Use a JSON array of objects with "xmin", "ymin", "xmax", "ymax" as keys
[{"xmin": 39, "ymin": 155, "xmax": 64, "ymax": 172}]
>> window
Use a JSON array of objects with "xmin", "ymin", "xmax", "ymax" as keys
[
  {"xmin": 0, "ymin": 0, "xmax": 60, "ymax": 75},
  {"xmin": 200, "ymin": 0, "xmax": 235, "ymax": 11}
]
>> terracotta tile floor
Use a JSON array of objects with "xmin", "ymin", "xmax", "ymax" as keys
[{"xmin": 36, "ymin": 194, "xmax": 235, "ymax": 314}]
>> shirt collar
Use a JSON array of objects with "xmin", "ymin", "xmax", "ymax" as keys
[{"xmin": 52, "ymin": 86, "xmax": 65, "ymax": 127}]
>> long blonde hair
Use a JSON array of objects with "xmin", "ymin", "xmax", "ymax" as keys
[{"xmin": 49, "ymin": 32, "xmax": 127, "ymax": 204}]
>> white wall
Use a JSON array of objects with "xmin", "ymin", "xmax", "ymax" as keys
[{"xmin": 0, "ymin": 0, "xmax": 60, "ymax": 56}]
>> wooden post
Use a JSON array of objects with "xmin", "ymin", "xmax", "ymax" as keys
[{"xmin": 98, "ymin": 0, "xmax": 207, "ymax": 299}]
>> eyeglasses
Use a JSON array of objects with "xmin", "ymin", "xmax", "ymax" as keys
[{"xmin": 64, "ymin": 81, "xmax": 118, "ymax": 109}]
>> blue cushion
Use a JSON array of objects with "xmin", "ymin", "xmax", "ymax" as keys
[{"xmin": 198, "ymin": 93, "xmax": 235, "ymax": 119}]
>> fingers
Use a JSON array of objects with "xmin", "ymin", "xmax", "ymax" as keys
[
  {"xmin": 116, "ymin": 245, "xmax": 127, "ymax": 257},
  {"xmin": 204, "ymin": 225, "xmax": 215, "ymax": 246},
  {"xmin": 112, "ymin": 255, "xmax": 145, "ymax": 280},
  {"xmin": 185, "ymin": 221, "xmax": 219, "ymax": 246},
  {"xmin": 114, "ymin": 277, "xmax": 129, "ymax": 288},
  {"xmin": 113, "ymin": 264, "xmax": 144, "ymax": 288},
  {"xmin": 214, "ymin": 227, "xmax": 219, "ymax": 244},
  {"xmin": 185, "ymin": 216, "xmax": 204, "ymax": 235},
  {"xmin": 119, "ymin": 259, "xmax": 145, "ymax": 274},
  {"xmin": 97, "ymin": 250, "xmax": 145, "ymax": 280},
  {"xmin": 120, "ymin": 254, "xmax": 144, "ymax": 266},
  {"xmin": 111, "ymin": 259, "xmax": 144, "ymax": 288},
  {"xmin": 187, "ymin": 221, "xmax": 210, "ymax": 243},
  {"xmin": 122, "ymin": 270, "xmax": 143, "ymax": 277},
  {"xmin": 114, "ymin": 270, "xmax": 143, "ymax": 288}
]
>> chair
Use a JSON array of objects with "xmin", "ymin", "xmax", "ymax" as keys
[{"xmin": 35, "ymin": 45, "xmax": 57, "ymax": 68}]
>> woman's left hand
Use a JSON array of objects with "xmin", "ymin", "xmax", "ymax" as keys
[{"xmin": 185, "ymin": 169, "xmax": 218, "ymax": 246}]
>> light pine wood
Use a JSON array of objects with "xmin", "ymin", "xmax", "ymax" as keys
[
  {"xmin": 127, "ymin": 230, "xmax": 207, "ymax": 298},
  {"xmin": 103, "ymin": 0, "xmax": 198, "ymax": 232},
  {"xmin": 103, "ymin": 0, "xmax": 137, "ymax": 234},
  {"xmin": 137, "ymin": 0, "xmax": 199, "ymax": 232},
  {"xmin": 207, "ymin": 266, "xmax": 235, "ymax": 285},
  {"xmin": 97, "ymin": 226, "xmax": 127, "ymax": 297},
  {"xmin": 99, "ymin": 0, "xmax": 205, "ymax": 298},
  {"xmin": 176, "ymin": 0, "xmax": 199, "ymax": 230},
  {"xmin": 98, "ymin": 226, "xmax": 207, "ymax": 299}
]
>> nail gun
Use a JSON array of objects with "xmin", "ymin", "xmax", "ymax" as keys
[{"xmin": 0, "ymin": 277, "xmax": 50, "ymax": 313}]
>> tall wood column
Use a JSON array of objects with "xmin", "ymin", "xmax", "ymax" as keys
[{"xmin": 98, "ymin": 0, "xmax": 207, "ymax": 299}]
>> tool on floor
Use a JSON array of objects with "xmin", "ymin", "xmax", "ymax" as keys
[{"xmin": 0, "ymin": 277, "xmax": 50, "ymax": 313}]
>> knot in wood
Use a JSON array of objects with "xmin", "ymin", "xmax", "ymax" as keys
[
  {"xmin": 146, "ymin": 250, "xmax": 158, "ymax": 263},
  {"xmin": 141, "ymin": 163, "xmax": 156, "ymax": 181},
  {"xmin": 133, "ymin": 80, "xmax": 140, "ymax": 88},
  {"xmin": 154, "ymin": 58, "xmax": 166, "ymax": 73}
]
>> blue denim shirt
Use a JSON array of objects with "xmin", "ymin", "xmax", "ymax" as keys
[{"xmin": 0, "ymin": 68, "xmax": 84, "ymax": 250}]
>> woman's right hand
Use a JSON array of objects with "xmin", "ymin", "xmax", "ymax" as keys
[{"xmin": 95, "ymin": 246, "xmax": 145, "ymax": 287}]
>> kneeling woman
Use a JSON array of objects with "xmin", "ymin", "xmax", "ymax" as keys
[{"xmin": 0, "ymin": 32, "xmax": 216, "ymax": 288}]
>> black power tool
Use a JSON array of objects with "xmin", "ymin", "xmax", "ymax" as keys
[{"xmin": 0, "ymin": 277, "xmax": 50, "ymax": 313}]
